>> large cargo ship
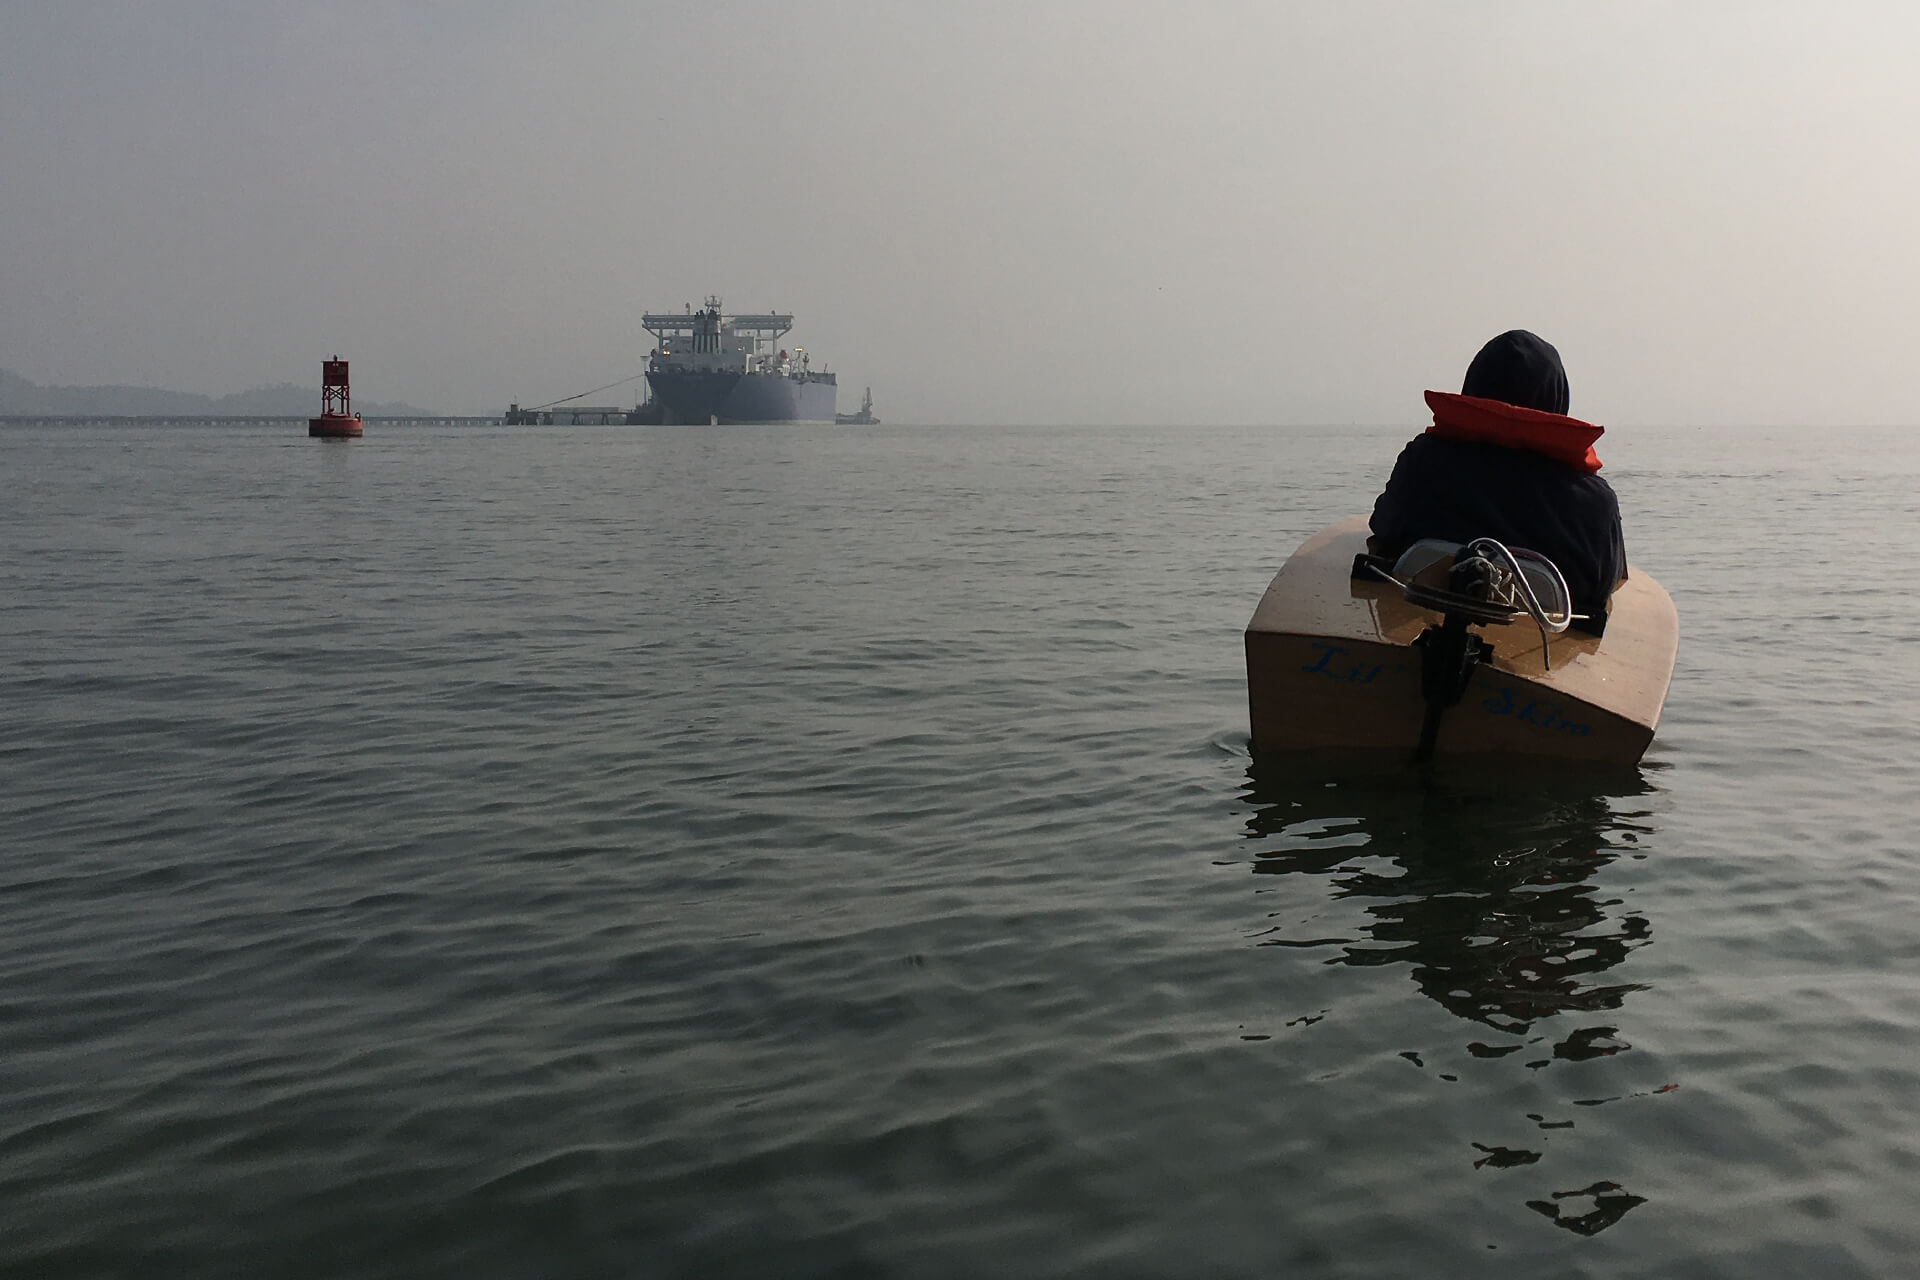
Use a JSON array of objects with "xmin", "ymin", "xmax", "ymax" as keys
[{"xmin": 641, "ymin": 299, "xmax": 836, "ymax": 424}]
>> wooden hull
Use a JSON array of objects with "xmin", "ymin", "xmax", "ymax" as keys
[{"xmin": 1245, "ymin": 517, "xmax": 1676, "ymax": 765}]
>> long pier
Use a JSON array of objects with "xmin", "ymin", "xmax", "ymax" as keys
[
  {"xmin": 502, "ymin": 404, "xmax": 658, "ymax": 425},
  {"xmin": 0, "ymin": 415, "xmax": 500, "ymax": 427}
]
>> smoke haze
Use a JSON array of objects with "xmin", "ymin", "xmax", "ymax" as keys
[{"xmin": 4, "ymin": 2, "xmax": 1916, "ymax": 425}]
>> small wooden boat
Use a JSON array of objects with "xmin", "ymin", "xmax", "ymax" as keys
[{"xmin": 1245, "ymin": 516, "xmax": 1676, "ymax": 765}]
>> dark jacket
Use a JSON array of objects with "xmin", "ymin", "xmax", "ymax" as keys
[{"xmin": 1369, "ymin": 433, "xmax": 1627, "ymax": 626}]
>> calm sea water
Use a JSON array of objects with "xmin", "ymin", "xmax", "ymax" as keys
[{"xmin": 4, "ymin": 419, "xmax": 1920, "ymax": 1277}]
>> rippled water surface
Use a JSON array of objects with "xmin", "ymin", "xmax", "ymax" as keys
[{"xmin": 6, "ymin": 420, "xmax": 1920, "ymax": 1277}]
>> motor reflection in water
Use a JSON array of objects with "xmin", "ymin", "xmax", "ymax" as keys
[
  {"xmin": 1238, "ymin": 751, "xmax": 1665, "ymax": 1237},
  {"xmin": 1241, "ymin": 753, "xmax": 1656, "ymax": 1034}
]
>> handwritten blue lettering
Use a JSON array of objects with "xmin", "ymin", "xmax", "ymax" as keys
[
  {"xmin": 1302, "ymin": 643, "xmax": 1385, "ymax": 685},
  {"xmin": 1481, "ymin": 684, "xmax": 1589, "ymax": 736},
  {"xmin": 1302, "ymin": 644, "xmax": 1342, "ymax": 675}
]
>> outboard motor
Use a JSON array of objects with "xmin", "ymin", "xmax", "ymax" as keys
[{"xmin": 1355, "ymin": 539, "xmax": 1574, "ymax": 763}]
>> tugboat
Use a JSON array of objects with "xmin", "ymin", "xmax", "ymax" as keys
[
  {"xmin": 308, "ymin": 357, "xmax": 363, "ymax": 438},
  {"xmin": 836, "ymin": 387, "xmax": 879, "ymax": 425},
  {"xmin": 1244, "ymin": 517, "xmax": 1677, "ymax": 765}
]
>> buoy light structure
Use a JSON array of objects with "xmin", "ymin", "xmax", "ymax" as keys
[{"xmin": 308, "ymin": 357, "xmax": 364, "ymax": 438}]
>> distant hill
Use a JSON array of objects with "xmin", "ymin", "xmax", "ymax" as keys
[{"xmin": 0, "ymin": 367, "xmax": 434, "ymax": 417}]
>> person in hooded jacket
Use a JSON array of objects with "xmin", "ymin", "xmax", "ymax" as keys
[{"xmin": 1368, "ymin": 330, "xmax": 1627, "ymax": 632}]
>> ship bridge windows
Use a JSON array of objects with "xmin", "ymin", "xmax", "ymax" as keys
[{"xmin": 642, "ymin": 306, "xmax": 801, "ymax": 372}]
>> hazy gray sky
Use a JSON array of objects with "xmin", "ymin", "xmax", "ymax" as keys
[{"xmin": 5, "ymin": 2, "xmax": 1917, "ymax": 424}]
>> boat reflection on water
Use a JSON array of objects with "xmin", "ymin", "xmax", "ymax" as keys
[
  {"xmin": 1238, "ymin": 751, "xmax": 1665, "ymax": 1237},
  {"xmin": 1240, "ymin": 752, "xmax": 1658, "ymax": 1037}
]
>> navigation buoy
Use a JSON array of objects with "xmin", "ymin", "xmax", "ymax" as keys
[{"xmin": 308, "ymin": 357, "xmax": 364, "ymax": 438}]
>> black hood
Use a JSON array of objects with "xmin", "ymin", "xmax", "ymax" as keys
[{"xmin": 1461, "ymin": 330, "xmax": 1569, "ymax": 416}]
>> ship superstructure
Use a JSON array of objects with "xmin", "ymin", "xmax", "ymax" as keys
[{"xmin": 641, "ymin": 298, "xmax": 837, "ymax": 424}]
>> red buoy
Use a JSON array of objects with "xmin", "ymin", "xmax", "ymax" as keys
[{"xmin": 309, "ymin": 357, "xmax": 364, "ymax": 438}]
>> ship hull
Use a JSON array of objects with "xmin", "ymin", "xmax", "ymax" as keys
[{"xmin": 644, "ymin": 371, "xmax": 837, "ymax": 424}]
